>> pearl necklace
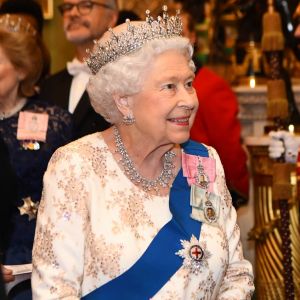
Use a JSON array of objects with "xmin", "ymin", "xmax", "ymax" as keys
[{"xmin": 113, "ymin": 126, "xmax": 176, "ymax": 194}]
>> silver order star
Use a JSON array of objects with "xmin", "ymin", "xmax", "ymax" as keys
[{"xmin": 175, "ymin": 235, "xmax": 211, "ymax": 275}]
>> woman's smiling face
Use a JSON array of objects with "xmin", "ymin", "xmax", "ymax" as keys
[{"xmin": 129, "ymin": 49, "xmax": 198, "ymax": 147}]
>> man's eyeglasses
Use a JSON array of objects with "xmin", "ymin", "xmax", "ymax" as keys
[{"xmin": 58, "ymin": 1, "xmax": 113, "ymax": 16}]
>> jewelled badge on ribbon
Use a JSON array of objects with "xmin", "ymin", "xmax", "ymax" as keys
[
  {"xmin": 175, "ymin": 149, "xmax": 216, "ymax": 275},
  {"xmin": 182, "ymin": 151, "xmax": 219, "ymax": 224},
  {"xmin": 190, "ymin": 186, "xmax": 220, "ymax": 225},
  {"xmin": 182, "ymin": 151, "xmax": 215, "ymax": 192}
]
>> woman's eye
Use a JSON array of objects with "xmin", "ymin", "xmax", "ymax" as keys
[
  {"xmin": 185, "ymin": 80, "xmax": 193, "ymax": 88},
  {"xmin": 163, "ymin": 83, "xmax": 176, "ymax": 90}
]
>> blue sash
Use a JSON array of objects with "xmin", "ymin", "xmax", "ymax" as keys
[{"xmin": 82, "ymin": 140, "xmax": 208, "ymax": 300}]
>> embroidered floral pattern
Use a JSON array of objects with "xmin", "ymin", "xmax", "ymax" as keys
[
  {"xmin": 217, "ymin": 228, "xmax": 229, "ymax": 251},
  {"xmin": 85, "ymin": 232, "xmax": 123, "ymax": 279},
  {"xmin": 32, "ymin": 218, "xmax": 59, "ymax": 267},
  {"xmin": 237, "ymin": 240, "xmax": 245, "ymax": 261},
  {"xmin": 109, "ymin": 188, "xmax": 156, "ymax": 239},
  {"xmin": 80, "ymin": 141, "xmax": 118, "ymax": 186},
  {"xmin": 191, "ymin": 271, "xmax": 216, "ymax": 299},
  {"xmin": 47, "ymin": 148, "xmax": 69, "ymax": 174},
  {"xmin": 49, "ymin": 271, "xmax": 79, "ymax": 297}
]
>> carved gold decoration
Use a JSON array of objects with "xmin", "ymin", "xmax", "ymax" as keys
[{"xmin": 247, "ymin": 145, "xmax": 300, "ymax": 299}]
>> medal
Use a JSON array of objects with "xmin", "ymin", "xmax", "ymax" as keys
[
  {"xmin": 190, "ymin": 186, "xmax": 220, "ymax": 225},
  {"xmin": 204, "ymin": 200, "xmax": 217, "ymax": 223},
  {"xmin": 21, "ymin": 140, "xmax": 40, "ymax": 150},
  {"xmin": 181, "ymin": 152, "xmax": 216, "ymax": 191},
  {"xmin": 196, "ymin": 163, "xmax": 209, "ymax": 189}
]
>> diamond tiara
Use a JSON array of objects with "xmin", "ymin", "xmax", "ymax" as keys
[
  {"xmin": 0, "ymin": 14, "xmax": 37, "ymax": 36},
  {"xmin": 85, "ymin": 5, "xmax": 183, "ymax": 74}
]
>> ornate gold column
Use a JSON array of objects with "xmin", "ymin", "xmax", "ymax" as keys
[{"xmin": 247, "ymin": 137, "xmax": 300, "ymax": 299}]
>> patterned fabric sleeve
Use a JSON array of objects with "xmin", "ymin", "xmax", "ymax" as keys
[
  {"xmin": 217, "ymin": 207, "xmax": 254, "ymax": 299},
  {"xmin": 32, "ymin": 145, "xmax": 89, "ymax": 299},
  {"xmin": 209, "ymin": 147, "xmax": 254, "ymax": 299}
]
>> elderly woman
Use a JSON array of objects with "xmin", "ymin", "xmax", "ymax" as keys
[
  {"xmin": 32, "ymin": 8, "xmax": 254, "ymax": 300},
  {"xmin": 0, "ymin": 14, "xmax": 73, "ymax": 299}
]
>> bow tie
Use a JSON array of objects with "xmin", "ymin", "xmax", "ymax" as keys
[{"xmin": 67, "ymin": 59, "xmax": 91, "ymax": 76}]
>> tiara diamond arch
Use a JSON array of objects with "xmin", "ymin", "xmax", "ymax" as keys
[{"xmin": 85, "ymin": 6, "xmax": 183, "ymax": 74}]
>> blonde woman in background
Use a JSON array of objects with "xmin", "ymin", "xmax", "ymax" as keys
[{"xmin": 0, "ymin": 14, "xmax": 73, "ymax": 299}]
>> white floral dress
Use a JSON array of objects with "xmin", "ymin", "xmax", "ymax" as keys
[{"xmin": 32, "ymin": 133, "xmax": 254, "ymax": 299}]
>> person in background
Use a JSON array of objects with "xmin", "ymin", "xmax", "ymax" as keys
[
  {"xmin": 39, "ymin": 0, "xmax": 118, "ymax": 139},
  {"xmin": 0, "ymin": 0, "xmax": 43, "ymax": 34},
  {"xmin": 32, "ymin": 8, "xmax": 254, "ymax": 299},
  {"xmin": 0, "ymin": 14, "xmax": 73, "ymax": 299},
  {"xmin": 176, "ymin": 5, "xmax": 250, "ymax": 208},
  {"xmin": 0, "ymin": 0, "xmax": 51, "ymax": 86}
]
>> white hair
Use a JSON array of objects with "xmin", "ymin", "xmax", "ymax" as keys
[{"xmin": 87, "ymin": 37, "xmax": 195, "ymax": 124}]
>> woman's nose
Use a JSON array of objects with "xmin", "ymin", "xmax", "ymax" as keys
[{"xmin": 178, "ymin": 87, "xmax": 198, "ymax": 109}]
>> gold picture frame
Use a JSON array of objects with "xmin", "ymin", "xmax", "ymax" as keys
[{"xmin": 37, "ymin": 0, "xmax": 54, "ymax": 20}]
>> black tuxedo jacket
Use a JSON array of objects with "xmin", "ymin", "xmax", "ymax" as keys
[{"xmin": 39, "ymin": 69, "xmax": 110, "ymax": 139}]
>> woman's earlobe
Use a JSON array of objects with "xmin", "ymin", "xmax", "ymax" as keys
[
  {"xmin": 113, "ymin": 95, "xmax": 128, "ymax": 109},
  {"xmin": 17, "ymin": 69, "xmax": 26, "ymax": 81},
  {"xmin": 119, "ymin": 96, "xmax": 129, "ymax": 106},
  {"xmin": 113, "ymin": 95, "xmax": 132, "ymax": 117}
]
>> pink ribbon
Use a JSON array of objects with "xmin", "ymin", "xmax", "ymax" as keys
[{"xmin": 182, "ymin": 152, "xmax": 216, "ymax": 192}]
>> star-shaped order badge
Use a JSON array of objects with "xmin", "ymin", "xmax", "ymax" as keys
[
  {"xmin": 18, "ymin": 197, "xmax": 39, "ymax": 221},
  {"xmin": 176, "ymin": 235, "xmax": 211, "ymax": 275}
]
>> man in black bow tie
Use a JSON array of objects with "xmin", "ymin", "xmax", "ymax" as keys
[{"xmin": 39, "ymin": 0, "xmax": 118, "ymax": 139}]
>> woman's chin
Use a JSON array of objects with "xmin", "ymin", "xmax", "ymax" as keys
[{"xmin": 171, "ymin": 133, "xmax": 191, "ymax": 145}]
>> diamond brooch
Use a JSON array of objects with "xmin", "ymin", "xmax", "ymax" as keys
[{"xmin": 176, "ymin": 235, "xmax": 211, "ymax": 275}]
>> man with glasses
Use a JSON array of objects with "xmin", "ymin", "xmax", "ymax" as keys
[{"xmin": 39, "ymin": 0, "xmax": 118, "ymax": 139}]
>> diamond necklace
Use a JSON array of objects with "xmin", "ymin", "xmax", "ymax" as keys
[{"xmin": 113, "ymin": 126, "xmax": 176, "ymax": 194}]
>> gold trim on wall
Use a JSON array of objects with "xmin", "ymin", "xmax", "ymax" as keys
[{"xmin": 37, "ymin": 0, "xmax": 53, "ymax": 20}]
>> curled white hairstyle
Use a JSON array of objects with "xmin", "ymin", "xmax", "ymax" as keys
[{"xmin": 87, "ymin": 36, "xmax": 195, "ymax": 124}]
